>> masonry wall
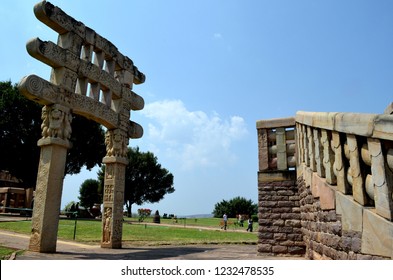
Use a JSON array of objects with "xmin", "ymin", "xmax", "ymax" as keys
[
  {"xmin": 257, "ymin": 171, "xmax": 305, "ymax": 256},
  {"xmin": 258, "ymin": 169, "xmax": 392, "ymax": 259},
  {"xmin": 298, "ymin": 167, "xmax": 392, "ymax": 260}
]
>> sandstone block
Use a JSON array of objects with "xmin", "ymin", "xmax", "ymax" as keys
[
  {"xmin": 334, "ymin": 113, "xmax": 376, "ymax": 137},
  {"xmin": 272, "ymin": 245, "xmax": 288, "ymax": 254},
  {"xmin": 336, "ymin": 192, "xmax": 363, "ymax": 232},
  {"xmin": 361, "ymin": 209, "xmax": 393, "ymax": 258},
  {"xmin": 258, "ymin": 244, "xmax": 272, "ymax": 253},
  {"xmin": 373, "ymin": 114, "xmax": 393, "ymax": 141},
  {"xmin": 285, "ymin": 220, "xmax": 301, "ymax": 228},
  {"xmin": 274, "ymin": 233, "xmax": 287, "ymax": 241},
  {"xmin": 312, "ymin": 173, "xmax": 336, "ymax": 210}
]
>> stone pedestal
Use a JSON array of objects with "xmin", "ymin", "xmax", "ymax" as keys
[
  {"xmin": 29, "ymin": 138, "xmax": 70, "ymax": 253},
  {"xmin": 101, "ymin": 156, "xmax": 128, "ymax": 249}
]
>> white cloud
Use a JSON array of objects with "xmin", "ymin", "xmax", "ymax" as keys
[
  {"xmin": 141, "ymin": 100, "xmax": 248, "ymax": 169},
  {"xmin": 213, "ymin": 33, "xmax": 223, "ymax": 39}
]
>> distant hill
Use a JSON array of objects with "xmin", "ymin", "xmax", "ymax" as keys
[{"xmin": 179, "ymin": 214, "xmax": 214, "ymax": 219}]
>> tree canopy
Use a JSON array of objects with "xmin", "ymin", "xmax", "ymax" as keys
[
  {"xmin": 98, "ymin": 147, "xmax": 175, "ymax": 217},
  {"xmin": 212, "ymin": 196, "xmax": 258, "ymax": 218},
  {"xmin": 0, "ymin": 81, "xmax": 106, "ymax": 187},
  {"xmin": 78, "ymin": 179, "xmax": 101, "ymax": 209}
]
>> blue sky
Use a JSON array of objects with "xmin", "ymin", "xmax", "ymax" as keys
[{"xmin": 1, "ymin": 0, "xmax": 393, "ymax": 216}]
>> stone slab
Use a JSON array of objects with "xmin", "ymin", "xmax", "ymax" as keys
[
  {"xmin": 311, "ymin": 172, "xmax": 321, "ymax": 198},
  {"xmin": 256, "ymin": 117, "xmax": 295, "ymax": 129},
  {"xmin": 258, "ymin": 171, "xmax": 296, "ymax": 183},
  {"xmin": 304, "ymin": 166, "xmax": 313, "ymax": 188},
  {"xmin": 334, "ymin": 113, "xmax": 376, "ymax": 137},
  {"xmin": 336, "ymin": 192, "xmax": 363, "ymax": 232},
  {"xmin": 373, "ymin": 114, "xmax": 393, "ymax": 141},
  {"xmin": 312, "ymin": 174, "xmax": 336, "ymax": 210},
  {"xmin": 361, "ymin": 209, "xmax": 393, "ymax": 258}
]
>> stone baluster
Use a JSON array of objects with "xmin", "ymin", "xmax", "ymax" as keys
[
  {"xmin": 276, "ymin": 127, "xmax": 287, "ymax": 170},
  {"xmin": 313, "ymin": 128, "xmax": 325, "ymax": 178},
  {"xmin": 332, "ymin": 131, "xmax": 350, "ymax": 194},
  {"xmin": 258, "ymin": 128, "xmax": 269, "ymax": 171},
  {"xmin": 296, "ymin": 123, "xmax": 304, "ymax": 166},
  {"xmin": 307, "ymin": 126, "xmax": 316, "ymax": 171},
  {"xmin": 303, "ymin": 125, "xmax": 310, "ymax": 167},
  {"xmin": 367, "ymin": 138, "xmax": 393, "ymax": 221},
  {"xmin": 321, "ymin": 129, "xmax": 336, "ymax": 185},
  {"xmin": 346, "ymin": 134, "xmax": 368, "ymax": 205}
]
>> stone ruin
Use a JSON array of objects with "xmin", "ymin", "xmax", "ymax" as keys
[
  {"xmin": 18, "ymin": 1, "xmax": 145, "ymax": 252},
  {"xmin": 257, "ymin": 110, "xmax": 393, "ymax": 259}
]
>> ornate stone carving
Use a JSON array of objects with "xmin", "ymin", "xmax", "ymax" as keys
[
  {"xmin": 41, "ymin": 104, "xmax": 72, "ymax": 140},
  {"xmin": 102, "ymin": 207, "xmax": 112, "ymax": 244},
  {"xmin": 18, "ymin": 1, "xmax": 146, "ymax": 252},
  {"xmin": 103, "ymin": 184, "xmax": 114, "ymax": 202},
  {"xmin": 105, "ymin": 129, "xmax": 128, "ymax": 158}
]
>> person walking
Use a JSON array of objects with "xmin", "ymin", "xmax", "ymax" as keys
[
  {"xmin": 246, "ymin": 216, "xmax": 253, "ymax": 232},
  {"xmin": 222, "ymin": 213, "xmax": 228, "ymax": 230}
]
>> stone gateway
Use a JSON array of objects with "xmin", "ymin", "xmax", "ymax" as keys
[{"xmin": 18, "ymin": 1, "xmax": 145, "ymax": 253}]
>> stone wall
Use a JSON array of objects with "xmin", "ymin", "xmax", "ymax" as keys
[
  {"xmin": 298, "ymin": 168, "xmax": 391, "ymax": 260},
  {"xmin": 257, "ymin": 171, "xmax": 305, "ymax": 256}
]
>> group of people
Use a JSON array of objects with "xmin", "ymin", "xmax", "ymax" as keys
[{"xmin": 221, "ymin": 213, "xmax": 253, "ymax": 232}]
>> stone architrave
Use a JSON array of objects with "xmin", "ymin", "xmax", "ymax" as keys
[{"xmin": 18, "ymin": 1, "xmax": 145, "ymax": 252}]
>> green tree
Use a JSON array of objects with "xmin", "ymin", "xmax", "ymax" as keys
[
  {"xmin": 212, "ymin": 196, "xmax": 258, "ymax": 218},
  {"xmin": 78, "ymin": 179, "xmax": 102, "ymax": 209},
  {"xmin": 0, "ymin": 81, "xmax": 106, "ymax": 187},
  {"xmin": 98, "ymin": 147, "xmax": 175, "ymax": 217}
]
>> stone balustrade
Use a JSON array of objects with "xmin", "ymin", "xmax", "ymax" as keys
[
  {"xmin": 296, "ymin": 111, "xmax": 393, "ymax": 222},
  {"xmin": 257, "ymin": 111, "xmax": 393, "ymax": 259},
  {"xmin": 257, "ymin": 117, "xmax": 296, "ymax": 172}
]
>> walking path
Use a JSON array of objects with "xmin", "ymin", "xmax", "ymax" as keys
[{"xmin": 0, "ymin": 215, "xmax": 303, "ymax": 260}]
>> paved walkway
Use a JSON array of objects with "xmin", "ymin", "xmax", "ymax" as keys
[{"xmin": 0, "ymin": 215, "xmax": 304, "ymax": 260}]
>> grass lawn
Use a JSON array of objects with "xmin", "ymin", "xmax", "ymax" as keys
[
  {"xmin": 125, "ymin": 216, "xmax": 242, "ymax": 229},
  {"xmin": 0, "ymin": 218, "xmax": 257, "ymax": 246},
  {"xmin": 0, "ymin": 246, "xmax": 19, "ymax": 260}
]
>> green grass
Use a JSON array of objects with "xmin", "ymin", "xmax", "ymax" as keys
[
  {"xmin": 125, "ymin": 217, "xmax": 241, "ymax": 229},
  {"xmin": 0, "ymin": 246, "xmax": 18, "ymax": 260},
  {"xmin": 0, "ymin": 218, "xmax": 256, "ymax": 246}
]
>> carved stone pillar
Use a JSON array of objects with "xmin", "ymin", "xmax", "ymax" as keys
[
  {"xmin": 29, "ymin": 104, "xmax": 72, "ymax": 253},
  {"xmin": 101, "ymin": 129, "xmax": 128, "ymax": 248}
]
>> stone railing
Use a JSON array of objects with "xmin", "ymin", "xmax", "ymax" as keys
[
  {"xmin": 257, "ymin": 117, "xmax": 296, "ymax": 172},
  {"xmin": 257, "ymin": 111, "xmax": 393, "ymax": 259},
  {"xmin": 296, "ymin": 111, "xmax": 393, "ymax": 222}
]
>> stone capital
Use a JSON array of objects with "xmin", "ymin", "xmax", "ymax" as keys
[
  {"xmin": 37, "ymin": 137, "xmax": 71, "ymax": 149},
  {"xmin": 103, "ymin": 156, "xmax": 128, "ymax": 165}
]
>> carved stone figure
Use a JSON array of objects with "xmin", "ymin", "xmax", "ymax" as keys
[
  {"xmin": 40, "ymin": 104, "xmax": 72, "ymax": 140},
  {"xmin": 103, "ymin": 207, "xmax": 112, "ymax": 243},
  {"xmin": 105, "ymin": 129, "xmax": 128, "ymax": 158}
]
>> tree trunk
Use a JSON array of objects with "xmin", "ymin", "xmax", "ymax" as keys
[{"xmin": 126, "ymin": 202, "xmax": 132, "ymax": 217}]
